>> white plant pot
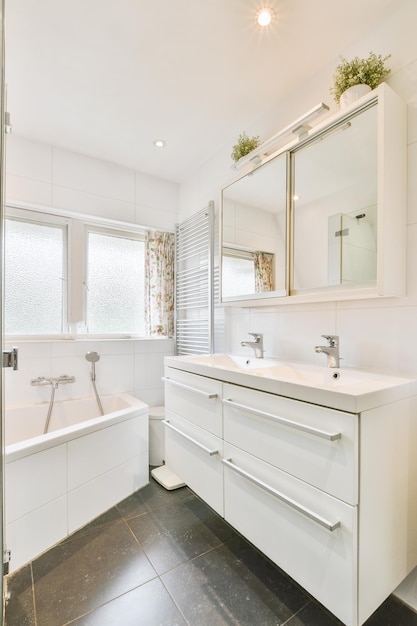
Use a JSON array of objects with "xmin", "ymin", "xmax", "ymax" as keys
[{"xmin": 339, "ymin": 84, "xmax": 372, "ymax": 109}]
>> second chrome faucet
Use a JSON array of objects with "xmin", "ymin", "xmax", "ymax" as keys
[
  {"xmin": 315, "ymin": 334, "xmax": 340, "ymax": 368},
  {"xmin": 241, "ymin": 333, "xmax": 264, "ymax": 359}
]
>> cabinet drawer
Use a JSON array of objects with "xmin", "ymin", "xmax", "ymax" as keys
[
  {"xmin": 164, "ymin": 367, "xmax": 222, "ymax": 436},
  {"xmin": 223, "ymin": 443, "xmax": 357, "ymax": 626},
  {"xmin": 223, "ymin": 383, "xmax": 358, "ymax": 505},
  {"xmin": 164, "ymin": 410, "xmax": 224, "ymax": 515}
]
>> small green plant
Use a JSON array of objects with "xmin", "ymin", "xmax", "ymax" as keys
[
  {"xmin": 231, "ymin": 131, "xmax": 261, "ymax": 163},
  {"xmin": 331, "ymin": 52, "xmax": 391, "ymax": 103}
]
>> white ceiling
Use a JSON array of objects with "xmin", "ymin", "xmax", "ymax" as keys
[{"xmin": 5, "ymin": 0, "xmax": 397, "ymax": 183}]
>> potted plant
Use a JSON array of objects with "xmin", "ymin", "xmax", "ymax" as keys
[
  {"xmin": 331, "ymin": 52, "xmax": 391, "ymax": 107},
  {"xmin": 231, "ymin": 131, "xmax": 261, "ymax": 163}
]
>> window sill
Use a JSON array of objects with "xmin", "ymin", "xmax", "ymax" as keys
[{"xmin": 4, "ymin": 334, "xmax": 174, "ymax": 342}]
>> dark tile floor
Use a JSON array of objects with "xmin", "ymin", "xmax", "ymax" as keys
[{"xmin": 4, "ymin": 474, "xmax": 417, "ymax": 626}]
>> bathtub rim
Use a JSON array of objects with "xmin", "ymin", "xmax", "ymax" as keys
[{"xmin": 5, "ymin": 392, "xmax": 149, "ymax": 463}]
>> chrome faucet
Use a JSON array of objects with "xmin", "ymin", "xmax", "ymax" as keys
[
  {"xmin": 31, "ymin": 375, "xmax": 76, "ymax": 388},
  {"xmin": 241, "ymin": 333, "xmax": 264, "ymax": 359},
  {"xmin": 315, "ymin": 335, "xmax": 340, "ymax": 368}
]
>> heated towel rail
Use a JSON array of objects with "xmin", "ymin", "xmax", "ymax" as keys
[{"xmin": 175, "ymin": 202, "xmax": 214, "ymax": 355}]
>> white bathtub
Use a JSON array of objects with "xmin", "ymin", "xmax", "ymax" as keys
[{"xmin": 5, "ymin": 393, "xmax": 149, "ymax": 573}]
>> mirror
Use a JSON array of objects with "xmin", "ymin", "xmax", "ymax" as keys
[
  {"xmin": 292, "ymin": 103, "xmax": 378, "ymax": 292},
  {"xmin": 221, "ymin": 152, "xmax": 287, "ymax": 301},
  {"xmin": 220, "ymin": 101, "xmax": 380, "ymax": 304}
]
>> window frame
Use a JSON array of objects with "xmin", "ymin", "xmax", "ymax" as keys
[
  {"xmin": 83, "ymin": 223, "xmax": 146, "ymax": 335},
  {"xmin": 5, "ymin": 207, "xmax": 70, "ymax": 336},
  {"xmin": 5, "ymin": 204, "xmax": 151, "ymax": 340},
  {"xmin": 221, "ymin": 245, "xmax": 256, "ymax": 299}
]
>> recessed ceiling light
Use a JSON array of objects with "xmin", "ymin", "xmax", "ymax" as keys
[
  {"xmin": 256, "ymin": 7, "xmax": 275, "ymax": 27},
  {"xmin": 154, "ymin": 140, "xmax": 166, "ymax": 148}
]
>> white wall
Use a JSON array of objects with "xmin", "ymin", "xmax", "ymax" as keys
[
  {"xmin": 223, "ymin": 200, "xmax": 278, "ymax": 253},
  {"xmin": 5, "ymin": 138, "xmax": 179, "ymax": 409},
  {"xmin": 6, "ymin": 135, "xmax": 179, "ymax": 230},
  {"xmin": 179, "ymin": 0, "xmax": 417, "ymax": 378},
  {"xmin": 3, "ymin": 338, "xmax": 174, "ymax": 411}
]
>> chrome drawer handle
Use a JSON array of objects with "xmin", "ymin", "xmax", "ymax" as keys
[
  {"xmin": 223, "ymin": 458, "xmax": 340, "ymax": 532},
  {"xmin": 162, "ymin": 377, "xmax": 218, "ymax": 399},
  {"xmin": 222, "ymin": 398, "xmax": 342, "ymax": 442},
  {"xmin": 163, "ymin": 420, "xmax": 219, "ymax": 456}
]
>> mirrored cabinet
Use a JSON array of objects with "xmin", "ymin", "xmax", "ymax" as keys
[
  {"xmin": 292, "ymin": 104, "xmax": 377, "ymax": 293},
  {"xmin": 221, "ymin": 152, "xmax": 287, "ymax": 301},
  {"xmin": 220, "ymin": 83, "xmax": 406, "ymax": 306}
]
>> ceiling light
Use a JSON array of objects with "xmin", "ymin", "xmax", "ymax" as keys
[
  {"xmin": 154, "ymin": 140, "xmax": 166, "ymax": 148},
  {"xmin": 256, "ymin": 8, "xmax": 275, "ymax": 27}
]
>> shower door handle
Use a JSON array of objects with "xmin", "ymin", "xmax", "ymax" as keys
[{"xmin": 2, "ymin": 347, "xmax": 18, "ymax": 370}]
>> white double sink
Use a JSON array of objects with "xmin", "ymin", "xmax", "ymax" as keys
[{"xmin": 165, "ymin": 353, "xmax": 417, "ymax": 412}]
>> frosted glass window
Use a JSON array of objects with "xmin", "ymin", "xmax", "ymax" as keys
[
  {"xmin": 222, "ymin": 255, "xmax": 255, "ymax": 298},
  {"xmin": 87, "ymin": 232, "xmax": 145, "ymax": 334},
  {"xmin": 5, "ymin": 219, "xmax": 65, "ymax": 334}
]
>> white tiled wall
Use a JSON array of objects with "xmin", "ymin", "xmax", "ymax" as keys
[
  {"xmin": 6, "ymin": 135, "xmax": 179, "ymax": 230},
  {"xmin": 4, "ymin": 338, "xmax": 174, "ymax": 409},
  {"xmin": 223, "ymin": 201, "xmax": 278, "ymax": 253}
]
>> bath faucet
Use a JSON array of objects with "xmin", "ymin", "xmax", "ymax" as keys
[
  {"xmin": 31, "ymin": 375, "xmax": 75, "ymax": 388},
  {"xmin": 241, "ymin": 333, "xmax": 264, "ymax": 359},
  {"xmin": 315, "ymin": 335, "xmax": 340, "ymax": 368},
  {"xmin": 56, "ymin": 375, "xmax": 76, "ymax": 385},
  {"xmin": 31, "ymin": 376, "xmax": 51, "ymax": 386}
]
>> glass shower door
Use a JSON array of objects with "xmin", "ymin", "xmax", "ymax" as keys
[
  {"xmin": 340, "ymin": 210, "xmax": 377, "ymax": 286},
  {"xmin": 1, "ymin": 0, "xmax": 7, "ymax": 621}
]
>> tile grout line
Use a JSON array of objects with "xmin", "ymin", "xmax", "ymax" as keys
[
  {"xmin": 118, "ymin": 488, "xmax": 240, "ymax": 625},
  {"xmin": 158, "ymin": 576, "xmax": 190, "ymax": 626},
  {"xmin": 30, "ymin": 562, "xmax": 38, "ymax": 626},
  {"xmin": 280, "ymin": 598, "xmax": 314, "ymax": 626}
]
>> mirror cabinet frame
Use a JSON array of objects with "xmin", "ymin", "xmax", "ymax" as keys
[{"xmin": 219, "ymin": 83, "xmax": 407, "ymax": 306}]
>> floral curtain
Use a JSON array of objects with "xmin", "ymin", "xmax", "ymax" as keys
[
  {"xmin": 145, "ymin": 231, "xmax": 175, "ymax": 336},
  {"xmin": 254, "ymin": 251, "xmax": 274, "ymax": 293}
]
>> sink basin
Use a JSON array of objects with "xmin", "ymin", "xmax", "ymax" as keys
[
  {"xmin": 182, "ymin": 353, "xmax": 411, "ymax": 393},
  {"xmin": 252, "ymin": 362, "xmax": 382, "ymax": 388}
]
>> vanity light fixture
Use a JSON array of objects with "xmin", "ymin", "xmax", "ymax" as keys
[
  {"xmin": 153, "ymin": 139, "xmax": 166, "ymax": 148},
  {"xmin": 232, "ymin": 102, "xmax": 330, "ymax": 170},
  {"xmin": 315, "ymin": 121, "xmax": 352, "ymax": 145},
  {"xmin": 256, "ymin": 7, "xmax": 275, "ymax": 27}
]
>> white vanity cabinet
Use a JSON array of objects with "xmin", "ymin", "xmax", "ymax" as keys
[
  {"xmin": 222, "ymin": 383, "xmax": 358, "ymax": 625},
  {"xmin": 223, "ymin": 442, "xmax": 358, "ymax": 625},
  {"xmin": 163, "ymin": 358, "xmax": 417, "ymax": 626},
  {"xmin": 222, "ymin": 383, "xmax": 358, "ymax": 504},
  {"xmin": 163, "ymin": 366, "xmax": 224, "ymax": 515}
]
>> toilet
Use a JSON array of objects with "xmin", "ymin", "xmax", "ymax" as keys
[{"xmin": 148, "ymin": 406, "xmax": 165, "ymax": 466}]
